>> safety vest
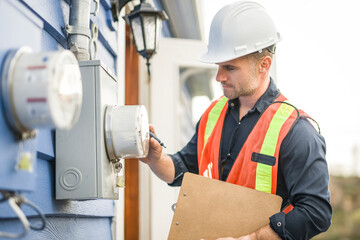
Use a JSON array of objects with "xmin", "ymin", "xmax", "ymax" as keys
[{"xmin": 198, "ymin": 94, "xmax": 307, "ymax": 212}]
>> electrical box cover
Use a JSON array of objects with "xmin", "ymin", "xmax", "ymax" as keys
[{"xmin": 56, "ymin": 60, "xmax": 119, "ymax": 200}]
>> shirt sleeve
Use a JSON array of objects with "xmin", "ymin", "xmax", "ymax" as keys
[
  {"xmin": 269, "ymin": 117, "xmax": 332, "ymax": 240},
  {"xmin": 168, "ymin": 121, "xmax": 200, "ymax": 186}
]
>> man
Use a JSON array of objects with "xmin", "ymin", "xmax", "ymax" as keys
[{"xmin": 140, "ymin": 1, "xmax": 332, "ymax": 239}]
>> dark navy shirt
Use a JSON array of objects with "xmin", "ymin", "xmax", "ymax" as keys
[{"xmin": 168, "ymin": 79, "xmax": 332, "ymax": 240}]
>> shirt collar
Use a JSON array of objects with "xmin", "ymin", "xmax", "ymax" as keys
[{"xmin": 227, "ymin": 78, "xmax": 280, "ymax": 114}]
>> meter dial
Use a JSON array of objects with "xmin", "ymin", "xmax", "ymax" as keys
[
  {"xmin": 0, "ymin": 47, "xmax": 82, "ymax": 137},
  {"xmin": 104, "ymin": 105, "xmax": 150, "ymax": 161}
]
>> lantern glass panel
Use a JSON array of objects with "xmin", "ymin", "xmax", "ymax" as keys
[
  {"xmin": 143, "ymin": 15, "xmax": 156, "ymax": 51},
  {"xmin": 131, "ymin": 16, "xmax": 145, "ymax": 52},
  {"xmin": 155, "ymin": 16, "xmax": 162, "ymax": 51}
]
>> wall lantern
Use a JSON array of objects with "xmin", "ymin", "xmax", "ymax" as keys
[{"xmin": 111, "ymin": 0, "xmax": 168, "ymax": 75}]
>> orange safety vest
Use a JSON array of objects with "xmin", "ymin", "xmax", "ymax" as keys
[{"xmin": 197, "ymin": 94, "xmax": 309, "ymax": 213}]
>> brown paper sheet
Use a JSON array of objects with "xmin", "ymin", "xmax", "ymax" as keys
[{"xmin": 168, "ymin": 173, "xmax": 282, "ymax": 240}]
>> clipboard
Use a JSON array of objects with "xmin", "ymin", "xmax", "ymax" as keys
[{"xmin": 168, "ymin": 173, "xmax": 282, "ymax": 240}]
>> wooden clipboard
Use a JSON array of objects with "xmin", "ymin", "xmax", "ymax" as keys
[{"xmin": 168, "ymin": 173, "xmax": 282, "ymax": 240}]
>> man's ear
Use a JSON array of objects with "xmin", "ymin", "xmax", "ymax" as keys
[{"xmin": 259, "ymin": 56, "xmax": 272, "ymax": 73}]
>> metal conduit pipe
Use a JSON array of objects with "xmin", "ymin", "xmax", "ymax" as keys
[{"xmin": 66, "ymin": 0, "xmax": 91, "ymax": 61}]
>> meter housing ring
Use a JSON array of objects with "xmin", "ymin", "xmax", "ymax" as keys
[
  {"xmin": 1, "ymin": 47, "xmax": 34, "ymax": 139},
  {"xmin": 104, "ymin": 105, "xmax": 149, "ymax": 161}
]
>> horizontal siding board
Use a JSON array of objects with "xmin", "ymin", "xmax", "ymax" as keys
[
  {"xmin": 0, "ymin": 1, "xmax": 42, "ymax": 50},
  {"xmin": 21, "ymin": 0, "xmax": 68, "ymax": 48},
  {"xmin": 100, "ymin": 0, "xmax": 112, "ymax": 10},
  {"xmin": 0, "ymin": 216, "xmax": 113, "ymax": 240},
  {"xmin": 36, "ymin": 130, "xmax": 55, "ymax": 160},
  {"xmin": 22, "ymin": 0, "xmax": 68, "ymax": 40}
]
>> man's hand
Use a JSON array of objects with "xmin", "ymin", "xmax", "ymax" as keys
[
  {"xmin": 138, "ymin": 124, "xmax": 163, "ymax": 164},
  {"xmin": 215, "ymin": 232, "xmax": 255, "ymax": 240},
  {"xmin": 212, "ymin": 225, "xmax": 281, "ymax": 240},
  {"xmin": 215, "ymin": 233, "xmax": 255, "ymax": 240},
  {"xmin": 137, "ymin": 124, "xmax": 175, "ymax": 183}
]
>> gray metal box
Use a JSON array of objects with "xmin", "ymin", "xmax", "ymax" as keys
[{"xmin": 56, "ymin": 60, "xmax": 118, "ymax": 200}]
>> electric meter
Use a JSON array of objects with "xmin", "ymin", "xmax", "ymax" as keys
[
  {"xmin": 1, "ymin": 47, "xmax": 82, "ymax": 138},
  {"xmin": 104, "ymin": 105, "xmax": 149, "ymax": 161}
]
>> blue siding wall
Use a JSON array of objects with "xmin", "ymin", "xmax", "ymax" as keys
[
  {"xmin": 0, "ymin": 217, "xmax": 113, "ymax": 240},
  {"xmin": 0, "ymin": 0, "xmax": 119, "ymax": 239}
]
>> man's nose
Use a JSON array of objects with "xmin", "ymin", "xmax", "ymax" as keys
[{"xmin": 216, "ymin": 68, "xmax": 227, "ymax": 82}]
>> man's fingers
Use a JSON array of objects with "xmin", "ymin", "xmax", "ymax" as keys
[
  {"xmin": 149, "ymin": 124, "xmax": 155, "ymax": 134},
  {"xmin": 150, "ymin": 137, "xmax": 160, "ymax": 148}
]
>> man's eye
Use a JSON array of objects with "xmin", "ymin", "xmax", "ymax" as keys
[{"xmin": 225, "ymin": 66, "xmax": 235, "ymax": 71}]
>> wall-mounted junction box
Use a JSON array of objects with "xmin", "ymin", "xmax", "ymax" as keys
[{"xmin": 56, "ymin": 60, "xmax": 119, "ymax": 200}]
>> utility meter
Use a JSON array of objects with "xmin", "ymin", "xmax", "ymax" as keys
[
  {"xmin": 1, "ymin": 47, "xmax": 82, "ymax": 139},
  {"xmin": 104, "ymin": 105, "xmax": 149, "ymax": 161}
]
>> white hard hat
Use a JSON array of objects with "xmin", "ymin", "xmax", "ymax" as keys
[{"xmin": 199, "ymin": 1, "xmax": 281, "ymax": 64}]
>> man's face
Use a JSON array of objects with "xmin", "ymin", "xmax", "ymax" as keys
[{"xmin": 216, "ymin": 56, "xmax": 259, "ymax": 100}]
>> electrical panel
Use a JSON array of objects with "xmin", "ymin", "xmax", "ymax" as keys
[{"xmin": 56, "ymin": 60, "xmax": 119, "ymax": 200}]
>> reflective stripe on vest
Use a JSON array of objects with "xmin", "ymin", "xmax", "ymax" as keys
[
  {"xmin": 204, "ymin": 96, "xmax": 228, "ymax": 146},
  {"xmin": 256, "ymin": 102, "xmax": 295, "ymax": 193}
]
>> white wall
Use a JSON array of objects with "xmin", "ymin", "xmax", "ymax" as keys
[
  {"xmin": 114, "ymin": 10, "xmax": 126, "ymax": 240},
  {"xmin": 139, "ymin": 38, "xmax": 216, "ymax": 240}
]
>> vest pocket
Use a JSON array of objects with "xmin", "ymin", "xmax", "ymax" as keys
[{"xmin": 251, "ymin": 152, "xmax": 276, "ymax": 166}]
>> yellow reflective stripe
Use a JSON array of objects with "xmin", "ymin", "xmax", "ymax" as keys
[
  {"xmin": 255, "ymin": 164, "xmax": 272, "ymax": 193},
  {"xmin": 261, "ymin": 103, "xmax": 294, "ymax": 156},
  {"xmin": 204, "ymin": 97, "xmax": 228, "ymax": 145},
  {"xmin": 255, "ymin": 103, "xmax": 295, "ymax": 193}
]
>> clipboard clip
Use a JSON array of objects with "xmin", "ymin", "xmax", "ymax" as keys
[
  {"xmin": 171, "ymin": 203, "xmax": 176, "ymax": 212},
  {"xmin": 172, "ymin": 192, "xmax": 188, "ymax": 212}
]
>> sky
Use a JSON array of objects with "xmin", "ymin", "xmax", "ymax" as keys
[{"xmin": 201, "ymin": 0, "xmax": 360, "ymax": 176}]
